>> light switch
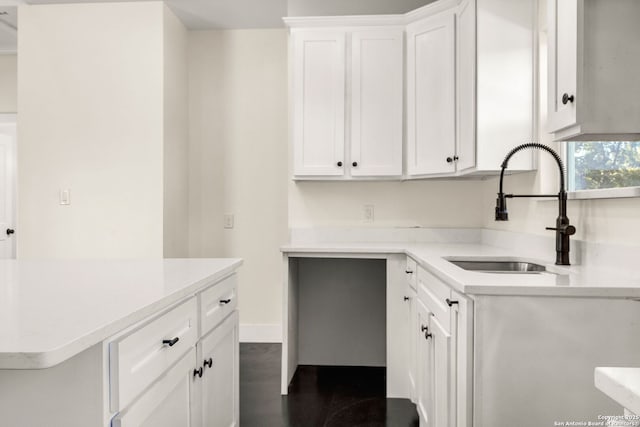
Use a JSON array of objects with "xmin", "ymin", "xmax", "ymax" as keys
[
  {"xmin": 224, "ymin": 214, "xmax": 234, "ymax": 229},
  {"xmin": 60, "ymin": 189, "xmax": 71, "ymax": 205},
  {"xmin": 363, "ymin": 205, "xmax": 374, "ymax": 223}
]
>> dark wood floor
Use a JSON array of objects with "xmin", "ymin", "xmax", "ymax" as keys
[{"xmin": 240, "ymin": 343, "xmax": 419, "ymax": 427}]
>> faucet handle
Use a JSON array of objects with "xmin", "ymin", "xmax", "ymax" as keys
[{"xmin": 545, "ymin": 225, "xmax": 576, "ymax": 235}]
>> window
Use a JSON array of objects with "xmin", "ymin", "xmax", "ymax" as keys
[{"xmin": 566, "ymin": 141, "xmax": 640, "ymax": 193}]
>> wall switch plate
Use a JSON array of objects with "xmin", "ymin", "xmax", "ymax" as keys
[
  {"xmin": 59, "ymin": 189, "xmax": 71, "ymax": 205},
  {"xmin": 363, "ymin": 205, "xmax": 374, "ymax": 223},
  {"xmin": 224, "ymin": 214, "xmax": 234, "ymax": 229}
]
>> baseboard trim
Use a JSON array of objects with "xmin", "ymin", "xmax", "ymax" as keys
[{"xmin": 240, "ymin": 323, "xmax": 282, "ymax": 343}]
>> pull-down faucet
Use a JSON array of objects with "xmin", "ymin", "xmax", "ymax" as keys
[{"xmin": 495, "ymin": 143, "xmax": 576, "ymax": 266}]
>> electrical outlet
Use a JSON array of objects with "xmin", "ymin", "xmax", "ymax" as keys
[
  {"xmin": 363, "ymin": 205, "xmax": 374, "ymax": 223},
  {"xmin": 224, "ymin": 214, "xmax": 234, "ymax": 229}
]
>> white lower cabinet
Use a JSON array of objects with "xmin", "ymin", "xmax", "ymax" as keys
[
  {"xmin": 195, "ymin": 311, "xmax": 239, "ymax": 427},
  {"xmin": 111, "ymin": 275, "xmax": 240, "ymax": 427},
  {"xmin": 416, "ymin": 299, "xmax": 434, "ymax": 425},
  {"xmin": 112, "ymin": 349, "xmax": 197, "ymax": 427},
  {"xmin": 416, "ymin": 268, "xmax": 471, "ymax": 427}
]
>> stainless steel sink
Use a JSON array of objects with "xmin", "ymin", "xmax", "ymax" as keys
[{"xmin": 448, "ymin": 260, "xmax": 547, "ymax": 273}]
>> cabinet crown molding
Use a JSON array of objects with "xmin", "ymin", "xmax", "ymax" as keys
[{"xmin": 283, "ymin": 0, "xmax": 460, "ymax": 29}]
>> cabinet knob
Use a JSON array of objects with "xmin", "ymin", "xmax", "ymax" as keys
[
  {"xmin": 352, "ymin": 161, "xmax": 358, "ymax": 167},
  {"xmin": 446, "ymin": 298, "xmax": 459, "ymax": 307},
  {"xmin": 219, "ymin": 299, "xmax": 231, "ymax": 305},
  {"xmin": 562, "ymin": 93, "xmax": 575, "ymax": 105},
  {"xmin": 421, "ymin": 325, "xmax": 428, "ymax": 332},
  {"xmin": 337, "ymin": 161, "xmax": 343, "ymax": 167},
  {"xmin": 193, "ymin": 367, "xmax": 204, "ymax": 378},
  {"xmin": 404, "ymin": 296, "xmax": 410, "ymax": 301},
  {"xmin": 162, "ymin": 337, "xmax": 179, "ymax": 347},
  {"xmin": 425, "ymin": 331, "xmax": 433, "ymax": 340},
  {"xmin": 203, "ymin": 357, "xmax": 213, "ymax": 369},
  {"xmin": 6, "ymin": 228, "xmax": 14, "ymax": 236},
  {"xmin": 446, "ymin": 157, "xmax": 453, "ymax": 163}
]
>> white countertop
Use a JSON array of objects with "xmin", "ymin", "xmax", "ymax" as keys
[
  {"xmin": 595, "ymin": 367, "xmax": 640, "ymax": 415},
  {"xmin": 0, "ymin": 258, "xmax": 242, "ymax": 370},
  {"xmin": 282, "ymin": 241, "xmax": 640, "ymax": 297}
]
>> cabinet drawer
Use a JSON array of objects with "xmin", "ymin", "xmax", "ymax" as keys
[
  {"xmin": 109, "ymin": 297, "xmax": 198, "ymax": 412},
  {"xmin": 200, "ymin": 274, "xmax": 237, "ymax": 336},
  {"xmin": 417, "ymin": 267, "xmax": 451, "ymax": 332},
  {"xmin": 406, "ymin": 257, "xmax": 417, "ymax": 291}
]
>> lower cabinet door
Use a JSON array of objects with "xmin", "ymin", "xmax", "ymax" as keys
[
  {"xmin": 431, "ymin": 315, "xmax": 452, "ymax": 427},
  {"xmin": 112, "ymin": 349, "xmax": 196, "ymax": 427},
  {"xmin": 408, "ymin": 289, "xmax": 418, "ymax": 402},
  {"xmin": 197, "ymin": 311, "xmax": 239, "ymax": 427},
  {"xmin": 417, "ymin": 300, "xmax": 433, "ymax": 425}
]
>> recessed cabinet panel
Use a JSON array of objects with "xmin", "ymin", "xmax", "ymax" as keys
[
  {"xmin": 548, "ymin": 0, "xmax": 579, "ymax": 133},
  {"xmin": 407, "ymin": 11, "xmax": 456, "ymax": 176},
  {"xmin": 293, "ymin": 31, "xmax": 346, "ymax": 176},
  {"xmin": 431, "ymin": 315, "xmax": 452, "ymax": 427},
  {"xmin": 416, "ymin": 300, "xmax": 434, "ymax": 424},
  {"xmin": 456, "ymin": 0, "xmax": 476, "ymax": 173},
  {"xmin": 199, "ymin": 311, "xmax": 239, "ymax": 427},
  {"xmin": 350, "ymin": 30, "xmax": 403, "ymax": 177},
  {"xmin": 113, "ymin": 349, "xmax": 196, "ymax": 427}
]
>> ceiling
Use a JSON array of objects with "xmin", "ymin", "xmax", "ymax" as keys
[{"xmin": 0, "ymin": 0, "xmax": 288, "ymax": 53}]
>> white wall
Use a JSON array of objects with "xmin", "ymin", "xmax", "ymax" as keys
[
  {"xmin": 163, "ymin": 5, "xmax": 189, "ymax": 258},
  {"xmin": 17, "ymin": 3, "xmax": 165, "ymax": 258},
  {"xmin": 188, "ymin": 29, "xmax": 288, "ymax": 330},
  {"xmin": 481, "ymin": 0, "xmax": 640, "ymax": 247},
  {"xmin": 287, "ymin": 0, "xmax": 435, "ymax": 16},
  {"xmin": 0, "ymin": 55, "xmax": 17, "ymax": 113}
]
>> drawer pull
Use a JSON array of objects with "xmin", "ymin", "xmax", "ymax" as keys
[
  {"xmin": 405, "ymin": 270, "xmax": 413, "ymax": 274},
  {"xmin": 162, "ymin": 337, "xmax": 180, "ymax": 347},
  {"xmin": 193, "ymin": 367, "xmax": 204, "ymax": 379},
  {"xmin": 446, "ymin": 298, "xmax": 459, "ymax": 307},
  {"xmin": 219, "ymin": 299, "xmax": 232, "ymax": 305},
  {"xmin": 403, "ymin": 296, "xmax": 410, "ymax": 301},
  {"xmin": 203, "ymin": 358, "xmax": 213, "ymax": 369}
]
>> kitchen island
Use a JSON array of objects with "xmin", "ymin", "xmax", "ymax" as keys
[{"xmin": 0, "ymin": 258, "xmax": 242, "ymax": 427}]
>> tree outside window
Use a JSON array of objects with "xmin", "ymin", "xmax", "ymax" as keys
[{"xmin": 568, "ymin": 141, "xmax": 640, "ymax": 191}]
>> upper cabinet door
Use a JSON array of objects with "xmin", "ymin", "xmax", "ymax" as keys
[
  {"xmin": 292, "ymin": 31, "xmax": 346, "ymax": 177},
  {"xmin": 350, "ymin": 29, "xmax": 403, "ymax": 177},
  {"xmin": 455, "ymin": 0, "xmax": 476, "ymax": 173},
  {"xmin": 548, "ymin": 0, "xmax": 579, "ymax": 133},
  {"xmin": 407, "ymin": 11, "xmax": 457, "ymax": 176}
]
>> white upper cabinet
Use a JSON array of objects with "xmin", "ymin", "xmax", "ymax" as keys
[
  {"xmin": 406, "ymin": 10, "xmax": 456, "ymax": 177},
  {"xmin": 287, "ymin": 0, "xmax": 536, "ymax": 179},
  {"xmin": 292, "ymin": 31, "xmax": 346, "ymax": 177},
  {"xmin": 547, "ymin": 0, "xmax": 579, "ymax": 134},
  {"xmin": 350, "ymin": 29, "xmax": 403, "ymax": 177},
  {"xmin": 289, "ymin": 25, "xmax": 403, "ymax": 179},
  {"xmin": 547, "ymin": 0, "xmax": 640, "ymax": 141},
  {"xmin": 406, "ymin": 0, "xmax": 536, "ymax": 177},
  {"xmin": 455, "ymin": 0, "xmax": 476, "ymax": 173},
  {"xmin": 457, "ymin": 0, "xmax": 536, "ymax": 174},
  {"xmin": 288, "ymin": 22, "xmax": 404, "ymax": 180}
]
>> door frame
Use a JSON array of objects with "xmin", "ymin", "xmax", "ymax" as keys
[{"xmin": 0, "ymin": 113, "xmax": 17, "ymax": 258}]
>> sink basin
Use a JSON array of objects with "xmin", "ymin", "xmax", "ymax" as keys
[{"xmin": 448, "ymin": 260, "xmax": 547, "ymax": 274}]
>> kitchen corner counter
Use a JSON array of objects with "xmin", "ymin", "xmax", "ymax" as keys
[
  {"xmin": 281, "ymin": 241, "xmax": 640, "ymax": 298},
  {"xmin": 0, "ymin": 258, "xmax": 242, "ymax": 370},
  {"xmin": 595, "ymin": 367, "xmax": 640, "ymax": 415}
]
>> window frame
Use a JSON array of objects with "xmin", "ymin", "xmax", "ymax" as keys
[{"xmin": 562, "ymin": 142, "xmax": 640, "ymax": 200}]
